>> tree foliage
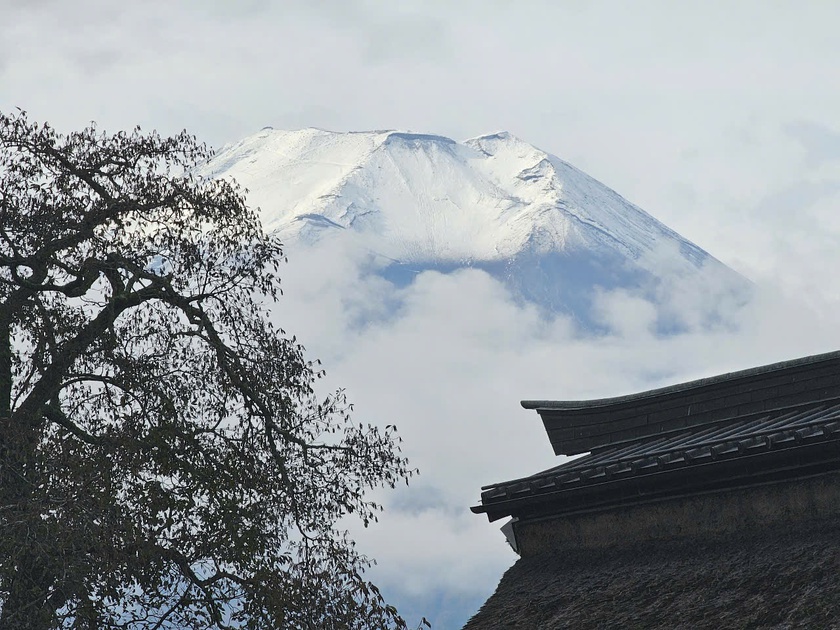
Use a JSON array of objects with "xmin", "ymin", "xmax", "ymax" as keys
[{"xmin": 0, "ymin": 110, "xmax": 415, "ymax": 629}]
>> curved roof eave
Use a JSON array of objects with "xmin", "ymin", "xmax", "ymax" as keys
[{"xmin": 521, "ymin": 350, "xmax": 840, "ymax": 412}]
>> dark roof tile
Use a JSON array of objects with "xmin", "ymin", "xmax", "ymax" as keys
[{"xmin": 474, "ymin": 400, "xmax": 840, "ymax": 521}]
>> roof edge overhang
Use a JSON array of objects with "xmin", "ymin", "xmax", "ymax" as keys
[
  {"xmin": 521, "ymin": 350, "xmax": 840, "ymax": 455},
  {"xmin": 472, "ymin": 438, "xmax": 840, "ymax": 522},
  {"xmin": 522, "ymin": 350, "xmax": 840, "ymax": 412}
]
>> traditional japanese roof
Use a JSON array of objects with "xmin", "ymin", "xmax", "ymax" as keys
[
  {"xmin": 472, "ymin": 351, "xmax": 840, "ymax": 522},
  {"xmin": 468, "ymin": 351, "xmax": 840, "ymax": 629}
]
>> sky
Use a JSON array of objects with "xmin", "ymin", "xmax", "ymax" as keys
[{"xmin": 3, "ymin": 1, "xmax": 840, "ymax": 627}]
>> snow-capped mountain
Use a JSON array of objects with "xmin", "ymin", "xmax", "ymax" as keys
[{"xmin": 200, "ymin": 128, "xmax": 747, "ymax": 324}]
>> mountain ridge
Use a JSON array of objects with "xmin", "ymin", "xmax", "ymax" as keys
[
  {"xmin": 199, "ymin": 127, "xmax": 747, "ymax": 324},
  {"xmin": 201, "ymin": 128, "xmax": 707, "ymax": 261}
]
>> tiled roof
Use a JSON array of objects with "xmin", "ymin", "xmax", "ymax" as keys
[
  {"xmin": 473, "ymin": 351, "xmax": 840, "ymax": 522},
  {"xmin": 527, "ymin": 350, "xmax": 840, "ymax": 456}
]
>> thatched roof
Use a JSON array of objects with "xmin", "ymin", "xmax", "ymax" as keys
[{"xmin": 464, "ymin": 517, "xmax": 840, "ymax": 629}]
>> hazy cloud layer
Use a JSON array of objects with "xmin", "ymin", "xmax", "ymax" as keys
[
  {"xmin": 785, "ymin": 120, "xmax": 840, "ymax": 167},
  {"xmin": 266, "ymin": 235, "xmax": 840, "ymax": 625}
]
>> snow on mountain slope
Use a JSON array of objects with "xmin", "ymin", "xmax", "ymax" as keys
[
  {"xmin": 199, "ymin": 128, "xmax": 747, "ymax": 323},
  {"xmin": 201, "ymin": 128, "xmax": 706, "ymax": 265}
]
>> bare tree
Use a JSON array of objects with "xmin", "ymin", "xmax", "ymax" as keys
[{"xmin": 0, "ymin": 110, "xmax": 415, "ymax": 629}]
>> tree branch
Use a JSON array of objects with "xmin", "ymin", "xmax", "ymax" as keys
[{"xmin": 42, "ymin": 403, "xmax": 102, "ymax": 446}]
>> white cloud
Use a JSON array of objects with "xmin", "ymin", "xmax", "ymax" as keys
[{"xmin": 267, "ymin": 234, "xmax": 840, "ymax": 624}]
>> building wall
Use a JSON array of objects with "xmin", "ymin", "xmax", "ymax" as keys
[{"xmin": 514, "ymin": 471, "xmax": 840, "ymax": 556}]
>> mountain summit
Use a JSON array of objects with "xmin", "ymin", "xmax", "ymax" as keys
[{"xmin": 200, "ymin": 128, "xmax": 747, "ymax": 324}]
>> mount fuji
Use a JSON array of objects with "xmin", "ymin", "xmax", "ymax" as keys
[{"xmin": 199, "ymin": 128, "xmax": 748, "ymax": 328}]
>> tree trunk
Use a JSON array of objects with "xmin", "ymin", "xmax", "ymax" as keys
[
  {"xmin": 0, "ymin": 414, "xmax": 55, "ymax": 630},
  {"xmin": 0, "ymin": 307, "xmax": 57, "ymax": 629}
]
